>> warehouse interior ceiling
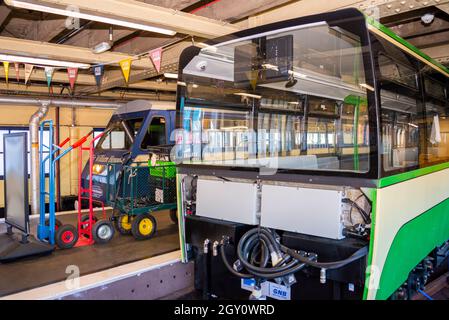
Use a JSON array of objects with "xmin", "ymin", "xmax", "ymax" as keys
[{"xmin": 0, "ymin": 0, "xmax": 448, "ymax": 102}]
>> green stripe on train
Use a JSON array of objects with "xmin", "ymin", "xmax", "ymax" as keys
[
  {"xmin": 378, "ymin": 162, "xmax": 449, "ymax": 188},
  {"xmin": 366, "ymin": 16, "xmax": 449, "ymax": 77},
  {"xmin": 375, "ymin": 197, "xmax": 449, "ymax": 300}
]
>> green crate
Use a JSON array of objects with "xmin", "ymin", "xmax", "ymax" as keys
[{"xmin": 148, "ymin": 160, "xmax": 176, "ymax": 178}]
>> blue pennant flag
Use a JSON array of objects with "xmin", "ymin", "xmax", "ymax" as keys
[{"xmin": 93, "ymin": 64, "xmax": 104, "ymax": 87}]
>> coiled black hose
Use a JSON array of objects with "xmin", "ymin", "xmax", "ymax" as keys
[{"xmin": 220, "ymin": 227, "xmax": 368, "ymax": 280}]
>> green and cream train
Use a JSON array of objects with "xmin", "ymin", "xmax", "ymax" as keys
[{"xmin": 174, "ymin": 8, "xmax": 449, "ymax": 300}]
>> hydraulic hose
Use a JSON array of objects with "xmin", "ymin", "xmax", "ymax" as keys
[
  {"xmin": 219, "ymin": 227, "xmax": 369, "ymax": 281},
  {"xmin": 283, "ymin": 245, "xmax": 368, "ymax": 270}
]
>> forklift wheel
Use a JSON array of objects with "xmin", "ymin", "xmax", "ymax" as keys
[
  {"xmin": 79, "ymin": 214, "xmax": 98, "ymax": 230},
  {"xmin": 169, "ymin": 209, "xmax": 178, "ymax": 224},
  {"xmin": 55, "ymin": 224, "xmax": 78, "ymax": 249},
  {"xmin": 92, "ymin": 219, "xmax": 115, "ymax": 244},
  {"xmin": 116, "ymin": 214, "xmax": 133, "ymax": 235},
  {"xmin": 131, "ymin": 214, "xmax": 157, "ymax": 240}
]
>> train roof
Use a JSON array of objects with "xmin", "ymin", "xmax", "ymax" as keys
[{"xmin": 114, "ymin": 100, "xmax": 176, "ymax": 115}]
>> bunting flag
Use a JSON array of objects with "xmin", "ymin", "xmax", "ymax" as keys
[
  {"xmin": 44, "ymin": 67, "xmax": 54, "ymax": 88},
  {"xmin": 3, "ymin": 62, "xmax": 9, "ymax": 83},
  {"xmin": 14, "ymin": 63, "xmax": 20, "ymax": 82},
  {"xmin": 119, "ymin": 58, "xmax": 132, "ymax": 83},
  {"xmin": 149, "ymin": 47, "xmax": 162, "ymax": 73},
  {"xmin": 93, "ymin": 64, "xmax": 104, "ymax": 87},
  {"xmin": 246, "ymin": 69, "xmax": 259, "ymax": 90},
  {"xmin": 67, "ymin": 67, "xmax": 78, "ymax": 90},
  {"xmin": 24, "ymin": 64, "xmax": 34, "ymax": 84}
]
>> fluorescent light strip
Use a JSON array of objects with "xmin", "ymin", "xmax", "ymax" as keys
[
  {"xmin": 9, "ymin": 0, "xmax": 176, "ymax": 36},
  {"xmin": 164, "ymin": 73, "xmax": 178, "ymax": 79},
  {"xmin": 0, "ymin": 54, "xmax": 91, "ymax": 69},
  {"xmin": 234, "ymin": 93, "xmax": 262, "ymax": 99},
  {"xmin": 214, "ymin": 21, "xmax": 326, "ymax": 48}
]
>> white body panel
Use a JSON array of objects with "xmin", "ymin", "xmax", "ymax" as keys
[
  {"xmin": 260, "ymin": 184, "xmax": 344, "ymax": 239},
  {"xmin": 196, "ymin": 179, "xmax": 260, "ymax": 225}
]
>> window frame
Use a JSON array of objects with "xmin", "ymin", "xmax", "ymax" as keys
[
  {"xmin": 139, "ymin": 115, "xmax": 169, "ymax": 151},
  {"xmin": 0, "ymin": 126, "xmax": 51, "ymax": 179}
]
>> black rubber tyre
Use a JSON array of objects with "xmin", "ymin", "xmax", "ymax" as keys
[
  {"xmin": 131, "ymin": 214, "xmax": 157, "ymax": 241},
  {"xmin": 92, "ymin": 219, "xmax": 115, "ymax": 244},
  {"xmin": 55, "ymin": 224, "xmax": 78, "ymax": 249},
  {"xmin": 79, "ymin": 214, "xmax": 98, "ymax": 230},
  {"xmin": 45, "ymin": 218, "xmax": 63, "ymax": 230},
  {"xmin": 169, "ymin": 209, "xmax": 178, "ymax": 224},
  {"xmin": 115, "ymin": 214, "xmax": 133, "ymax": 235}
]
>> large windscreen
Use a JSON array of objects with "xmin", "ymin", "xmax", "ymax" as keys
[
  {"xmin": 177, "ymin": 19, "xmax": 371, "ymax": 173},
  {"xmin": 97, "ymin": 117, "xmax": 144, "ymax": 151}
]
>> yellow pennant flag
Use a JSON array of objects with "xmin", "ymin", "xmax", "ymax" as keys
[
  {"xmin": 245, "ymin": 70, "xmax": 259, "ymax": 90},
  {"xmin": 3, "ymin": 61, "xmax": 9, "ymax": 83},
  {"xmin": 119, "ymin": 58, "xmax": 132, "ymax": 83}
]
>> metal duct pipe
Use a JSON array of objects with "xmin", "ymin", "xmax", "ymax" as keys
[
  {"xmin": 0, "ymin": 96, "xmax": 124, "ymax": 109},
  {"xmin": 0, "ymin": 95, "xmax": 125, "ymax": 216},
  {"xmin": 29, "ymin": 102, "xmax": 49, "ymax": 216}
]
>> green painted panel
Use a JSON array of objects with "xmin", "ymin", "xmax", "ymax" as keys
[
  {"xmin": 363, "ymin": 188, "xmax": 377, "ymax": 300},
  {"xmin": 379, "ymin": 162, "xmax": 449, "ymax": 188},
  {"xmin": 375, "ymin": 198, "xmax": 449, "ymax": 300}
]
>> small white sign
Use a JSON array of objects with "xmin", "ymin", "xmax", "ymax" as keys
[
  {"xmin": 268, "ymin": 282, "xmax": 291, "ymax": 300},
  {"xmin": 240, "ymin": 279, "xmax": 291, "ymax": 300},
  {"xmin": 155, "ymin": 188, "xmax": 164, "ymax": 203}
]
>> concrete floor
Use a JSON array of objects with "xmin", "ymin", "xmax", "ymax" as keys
[{"xmin": 0, "ymin": 209, "xmax": 179, "ymax": 297}]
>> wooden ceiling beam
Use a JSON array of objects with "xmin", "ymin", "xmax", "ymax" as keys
[
  {"xmin": 76, "ymin": 40, "xmax": 189, "ymax": 95},
  {"xmin": 4, "ymin": 0, "xmax": 240, "ymax": 38},
  {"xmin": 0, "ymin": 36, "xmax": 153, "ymax": 69},
  {"xmin": 0, "ymin": 82, "xmax": 175, "ymax": 100}
]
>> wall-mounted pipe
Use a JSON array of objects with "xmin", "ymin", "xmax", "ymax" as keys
[
  {"xmin": 29, "ymin": 103, "xmax": 49, "ymax": 216},
  {"xmin": 0, "ymin": 96, "xmax": 124, "ymax": 109},
  {"xmin": 0, "ymin": 95, "xmax": 125, "ymax": 216}
]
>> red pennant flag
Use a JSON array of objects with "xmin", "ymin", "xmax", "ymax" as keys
[
  {"xmin": 67, "ymin": 67, "xmax": 78, "ymax": 90},
  {"xmin": 14, "ymin": 63, "xmax": 20, "ymax": 82},
  {"xmin": 149, "ymin": 47, "xmax": 163, "ymax": 73}
]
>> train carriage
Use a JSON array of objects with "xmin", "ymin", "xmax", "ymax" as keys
[{"xmin": 174, "ymin": 8, "xmax": 449, "ymax": 300}]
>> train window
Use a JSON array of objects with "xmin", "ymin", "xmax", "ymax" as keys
[
  {"xmin": 380, "ymin": 89, "xmax": 420, "ymax": 172},
  {"xmin": 140, "ymin": 117, "xmax": 167, "ymax": 149},
  {"xmin": 98, "ymin": 118, "xmax": 143, "ymax": 150},
  {"xmin": 178, "ymin": 20, "xmax": 371, "ymax": 173},
  {"xmin": 378, "ymin": 54, "xmax": 417, "ymax": 90},
  {"xmin": 422, "ymin": 74, "xmax": 449, "ymax": 165},
  {"xmin": 374, "ymin": 34, "xmax": 422, "ymax": 173},
  {"xmin": 424, "ymin": 76, "xmax": 446, "ymax": 101}
]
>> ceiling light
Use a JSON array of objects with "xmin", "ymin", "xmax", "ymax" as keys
[
  {"xmin": 164, "ymin": 73, "xmax": 178, "ymax": 79},
  {"xmin": 92, "ymin": 41, "xmax": 112, "ymax": 54},
  {"xmin": 92, "ymin": 27, "xmax": 113, "ymax": 54},
  {"xmin": 359, "ymin": 83, "xmax": 375, "ymax": 91},
  {"xmin": 234, "ymin": 93, "xmax": 262, "ymax": 99},
  {"xmin": 6, "ymin": 0, "xmax": 176, "ymax": 36},
  {"xmin": 262, "ymin": 64, "xmax": 279, "ymax": 71},
  {"xmin": 0, "ymin": 54, "xmax": 91, "ymax": 69},
  {"xmin": 288, "ymin": 70, "xmax": 307, "ymax": 79}
]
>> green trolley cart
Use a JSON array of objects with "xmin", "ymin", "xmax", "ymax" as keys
[{"xmin": 109, "ymin": 155, "xmax": 177, "ymax": 240}]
